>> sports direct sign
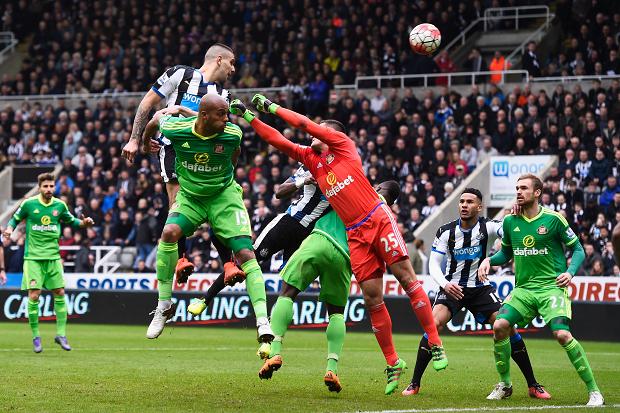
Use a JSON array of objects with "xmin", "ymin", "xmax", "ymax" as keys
[
  {"xmin": 489, "ymin": 155, "xmax": 553, "ymax": 207},
  {"xmin": 3, "ymin": 273, "xmax": 618, "ymax": 303}
]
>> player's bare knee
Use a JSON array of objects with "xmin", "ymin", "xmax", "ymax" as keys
[
  {"xmin": 52, "ymin": 288, "xmax": 65, "ymax": 297},
  {"xmin": 493, "ymin": 318, "xmax": 510, "ymax": 338},
  {"xmin": 233, "ymin": 248, "xmax": 255, "ymax": 265},
  {"xmin": 362, "ymin": 293, "xmax": 383, "ymax": 308},
  {"xmin": 434, "ymin": 317, "xmax": 445, "ymax": 331},
  {"xmin": 281, "ymin": 282, "xmax": 300, "ymax": 299},
  {"xmin": 391, "ymin": 261, "xmax": 416, "ymax": 287},
  {"xmin": 553, "ymin": 329, "xmax": 573, "ymax": 345},
  {"xmin": 28, "ymin": 289, "xmax": 41, "ymax": 301},
  {"xmin": 161, "ymin": 224, "xmax": 182, "ymax": 243}
]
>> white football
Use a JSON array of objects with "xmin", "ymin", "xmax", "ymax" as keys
[{"xmin": 409, "ymin": 23, "xmax": 442, "ymax": 56}]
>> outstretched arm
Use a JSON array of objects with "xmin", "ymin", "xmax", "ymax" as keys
[
  {"xmin": 252, "ymin": 94, "xmax": 352, "ymax": 151},
  {"xmin": 250, "ymin": 117, "xmax": 306, "ymax": 162},
  {"xmin": 230, "ymin": 100, "xmax": 310, "ymax": 163}
]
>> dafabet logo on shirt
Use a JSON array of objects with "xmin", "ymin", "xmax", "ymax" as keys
[
  {"xmin": 522, "ymin": 235, "xmax": 535, "ymax": 248},
  {"xmin": 514, "ymin": 234, "xmax": 548, "ymax": 256},
  {"xmin": 194, "ymin": 153, "xmax": 209, "ymax": 164},
  {"xmin": 324, "ymin": 172, "xmax": 354, "ymax": 198},
  {"xmin": 41, "ymin": 216, "xmax": 51, "ymax": 225},
  {"xmin": 326, "ymin": 172, "xmax": 337, "ymax": 186}
]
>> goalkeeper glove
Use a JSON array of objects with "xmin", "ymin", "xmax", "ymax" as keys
[
  {"xmin": 229, "ymin": 99, "xmax": 256, "ymax": 123},
  {"xmin": 252, "ymin": 94, "xmax": 279, "ymax": 114}
]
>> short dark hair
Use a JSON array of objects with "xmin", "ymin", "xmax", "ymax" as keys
[
  {"xmin": 461, "ymin": 187, "xmax": 483, "ymax": 201},
  {"xmin": 204, "ymin": 43, "xmax": 234, "ymax": 60},
  {"xmin": 38, "ymin": 172, "xmax": 55, "ymax": 186},
  {"xmin": 320, "ymin": 119, "xmax": 346, "ymax": 133},
  {"xmin": 378, "ymin": 180, "xmax": 401, "ymax": 205}
]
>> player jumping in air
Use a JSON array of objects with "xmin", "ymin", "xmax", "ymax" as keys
[
  {"xmin": 121, "ymin": 43, "xmax": 242, "ymax": 286},
  {"xmin": 4, "ymin": 173, "xmax": 95, "ymax": 352},
  {"xmin": 258, "ymin": 180, "xmax": 401, "ymax": 393},
  {"xmin": 230, "ymin": 95, "xmax": 447, "ymax": 395},
  {"xmin": 403, "ymin": 188, "xmax": 549, "ymax": 399},
  {"xmin": 150, "ymin": 105, "xmax": 331, "ymax": 317},
  {"xmin": 478, "ymin": 174, "xmax": 604, "ymax": 406},
  {"xmin": 141, "ymin": 93, "xmax": 273, "ymax": 357}
]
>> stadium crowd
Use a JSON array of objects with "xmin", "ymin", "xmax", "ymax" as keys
[
  {"xmin": 1, "ymin": 76, "xmax": 619, "ymax": 276},
  {"xmin": 0, "ymin": 0, "xmax": 619, "ymax": 276},
  {"xmin": 1, "ymin": 0, "xmax": 618, "ymax": 100}
]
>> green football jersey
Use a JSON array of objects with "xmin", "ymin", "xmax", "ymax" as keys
[
  {"xmin": 159, "ymin": 116, "xmax": 242, "ymax": 198},
  {"xmin": 8, "ymin": 195, "xmax": 81, "ymax": 260},
  {"xmin": 501, "ymin": 206, "xmax": 579, "ymax": 290},
  {"xmin": 312, "ymin": 209, "xmax": 349, "ymax": 258}
]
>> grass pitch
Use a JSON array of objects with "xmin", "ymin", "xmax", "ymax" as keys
[{"xmin": 0, "ymin": 323, "xmax": 618, "ymax": 412}]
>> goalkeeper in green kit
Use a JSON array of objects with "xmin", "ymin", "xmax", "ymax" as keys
[
  {"xmin": 141, "ymin": 93, "xmax": 273, "ymax": 356},
  {"xmin": 478, "ymin": 174, "xmax": 604, "ymax": 406},
  {"xmin": 4, "ymin": 173, "xmax": 95, "ymax": 352}
]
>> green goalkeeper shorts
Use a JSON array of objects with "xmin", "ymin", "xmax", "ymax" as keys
[
  {"xmin": 166, "ymin": 182, "xmax": 252, "ymax": 250},
  {"xmin": 498, "ymin": 286, "xmax": 572, "ymax": 328},
  {"xmin": 21, "ymin": 259, "xmax": 64, "ymax": 291},
  {"xmin": 280, "ymin": 232, "xmax": 352, "ymax": 307}
]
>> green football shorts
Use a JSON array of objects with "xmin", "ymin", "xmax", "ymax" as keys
[
  {"xmin": 166, "ymin": 182, "xmax": 252, "ymax": 251},
  {"xmin": 280, "ymin": 232, "xmax": 352, "ymax": 307},
  {"xmin": 21, "ymin": 259, "xmax": 65, "ymax": 290},
  {"xmin": 498, "ymin": 286, "xmax": 572, "ymax": 329}
]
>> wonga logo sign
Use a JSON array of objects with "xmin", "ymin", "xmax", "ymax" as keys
[{"xmin": 489, "ymin": 155, "xmax": 553, "ymax": 207}]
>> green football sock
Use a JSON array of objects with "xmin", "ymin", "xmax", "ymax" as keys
[
  {"xmin": 156, "ymin": 241, "xmax": 178, "ymax": 301},
  {"xmin": 269, "ymin": 296, "xmax": 294, "ymax": 356},
  {"xmin": 241, "ymin": 259, "xmax": 267, "ymax": 319},
  {"xmin": 54, "ymin": 296, "xmax": 67, "ymax": 337},
  {"xmin": 494, "ymin": 337, "xmax": 512, "ymax": 386},
  {"xmin": 563, "ymin": 338, "xmax": 599, "ymax": 392},
  {"xmin": 326, "ymin": 313, "xmax": 345, "ymax": 374},
  {"xmin": 27, "ymin": 299, "xmax": 40, "ymax": 338}
]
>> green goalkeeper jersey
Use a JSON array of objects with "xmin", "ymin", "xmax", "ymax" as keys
[
  {"xmin": 8, "ymin": 195, "xmax": 82, "ymax": 260},
  {"xmin": 158, "ymin": 115, "xmax": 242, "ymax": 198},
  {"xmin": 501, "ymin": 206, "xmax": 579, "ymax": 291},
  {"xmin": 311, "ymin": 209, "xmax": 349, "ymax": 258}
]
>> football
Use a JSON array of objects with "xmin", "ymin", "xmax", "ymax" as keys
[{"xmin": 409, "ymin": 23, "xmax": 441, "ymax": 56}]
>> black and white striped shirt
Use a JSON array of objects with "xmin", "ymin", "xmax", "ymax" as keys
[
  {"xmin": 286, "ymin": 165, "xmax": 331, "ymax": 227},
  {"xmin": 152, "ymin": 65, "xmax": 230, "ymax": 145},
  {"xmin": 431, "ymin": 217, "xmax": 503, "ymax": 288}
]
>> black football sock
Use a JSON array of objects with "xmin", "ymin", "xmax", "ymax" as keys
[
  {"xmin": 203, "ymin": 271, "xmax": 226, "ymax": 306},
  {"xmin": 510, "ymin": 333, "xmax": 537, "ymax": 387},
  {"xmin": 177, "ymin": 235, "xmax": 187, "ymax": 258},
  {"xmin": 410, "ymin": 334, "xmax": 432, "ymax": 386}
]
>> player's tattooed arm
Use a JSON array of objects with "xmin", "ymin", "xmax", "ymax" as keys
[{"xmin": 122, "ymin": 89, "xmax": 162, "ymax": 162}]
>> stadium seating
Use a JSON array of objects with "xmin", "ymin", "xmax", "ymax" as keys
[
  {"xmin": 0, "ymin": 1, "xmax": 619, "ymax": 276},
  {"xmin": 1, "ymin": 1, "xmax": 618, "ymax": 95}
]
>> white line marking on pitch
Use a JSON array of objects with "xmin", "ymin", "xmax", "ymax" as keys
[{"xmin": 358, "ymin": 404, "xmax": 620, "ymax": 413}]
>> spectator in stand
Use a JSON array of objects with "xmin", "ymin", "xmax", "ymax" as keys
[
  {"xmin": 522, "ymin": 41, "xmax": 541, "ymax": 77},
  {"xmin": 134, "ymin": 211, "xmax": 157, "ymax": 270},
  {"xmin": 435, "ymin": 50, "xmax": 456, "ymax": 86},
  {"xmin": 489, "ymin": 51, "xmax": 511, "ymax": 84},
  {"xmin": 600, "ymin": 176, "xmax": 620, "ymax": 207},
  {"xmin": 463, "ymin": 48, "xmax": 487, "ymax": 83}
]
